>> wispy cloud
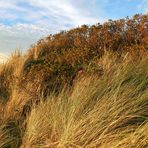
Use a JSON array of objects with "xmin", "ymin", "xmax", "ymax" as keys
[
  {"xmin": 0, "ymin": 0, "xmax": 104, "ymax": 27},
  {"xmin": 0, "ymin": 23, "xmax": 51, "ymax": 55},
  {"xmin": 27, "ymin": 0, "xmax": 104, "ymax": 25},
  {"xmin": 139, "ymin": 0, "xmax": 148, "ymax": 13},
  {"xmin": 0, "ymin": 0, "xmax": 105, "ymax": 55}
]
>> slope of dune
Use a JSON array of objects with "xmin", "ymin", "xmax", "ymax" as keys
[{"xmin": 0, "ymin": 14, "xmax": 147, "ymax": 148}]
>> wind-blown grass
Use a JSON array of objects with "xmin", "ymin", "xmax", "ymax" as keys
[{"xmin": 20, "ymin": 54, "xmax": 148, "ymax": 148}]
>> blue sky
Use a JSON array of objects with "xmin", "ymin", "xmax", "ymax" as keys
[{"xmin": 0, "ymin": 0, "xmax": 147, "ymax": 60}]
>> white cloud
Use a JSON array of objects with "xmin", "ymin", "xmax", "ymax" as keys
[
  {"xmin": 27, "ymin": 0, "xmax": 99, "ymax": 25},
  {"xmin": 0, "ymin": 0, "xmax": 106, "ymax": 55},
  {"xmin": 0, "ymin": 23, "xmax": 52, "ymax": 55},
  {"xmin": 134, "ymin": 0, "xmax": 148, "ymax": 13},
  {"xmin": 141, "ymin": 0, "xmax": 148, "ymax": 13},
  {"xmin": 0, "ymin": 0, "xmax": 104, "ymax": 26}
]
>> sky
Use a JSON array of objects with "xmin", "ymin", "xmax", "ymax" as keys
[{"xmin": 0, "ymin": 0, "xmax": 147, "ymax": 61}]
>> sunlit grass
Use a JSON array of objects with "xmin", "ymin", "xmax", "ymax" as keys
[
  {"xmin": 21, "ymin": 54, "xmax": 148, "ymax": 147},
  {"xmin": 0, "ymin": 50, "xmax": 147, "ymax": 148}
]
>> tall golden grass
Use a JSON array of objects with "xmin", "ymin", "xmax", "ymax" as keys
[{"xmin": 0, "ymin": 50, "xmax": 147, "ymax": 147}]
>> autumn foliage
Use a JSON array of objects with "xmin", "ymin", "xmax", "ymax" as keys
[{"xmin": 22, "ymin": 14, "xmax": 148, "ymax": 96}]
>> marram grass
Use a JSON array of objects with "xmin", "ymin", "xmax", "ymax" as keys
[
  {"xmin": 21, "ymin": 55, "xmax": 148, "ymax": 148},
  {"xmin": 0, "ymin": 51, "xmax": 148, "ymax": 148}
]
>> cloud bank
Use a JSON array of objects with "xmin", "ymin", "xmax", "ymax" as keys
[{"xmin": 0, "ymin": 0, "xmax": 105, "ymax": 56}]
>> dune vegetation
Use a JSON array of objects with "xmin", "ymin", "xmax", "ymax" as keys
[{"xmin": 0, "ymin": 14, "xmax": 148, "ymax": 148}]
